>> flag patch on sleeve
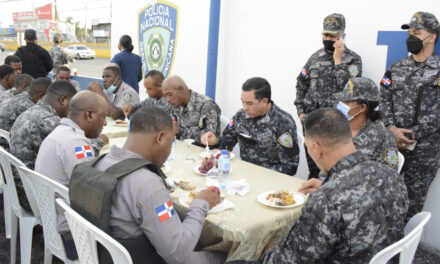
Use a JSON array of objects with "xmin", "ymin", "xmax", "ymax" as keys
[
  {"xmin": 75, "ymin": 145, "xmax": 93, "ymax": 159},
  {"xmin": 228, "ymin": 117, "xmax": 234, "ymax": 128},
  {"xmin": 301, "ymin": 67, "xmax": 308, "ymax": 77},
  {"xmin": 155, "ymin": 200, "xmax": 176, "ymax": 222},
  {"xmin": 381, "ymin": 76, "xmax": 392, "ymax": 87}
]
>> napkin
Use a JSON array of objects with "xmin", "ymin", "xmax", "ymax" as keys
[
  {"xmin": 227, "ymin": 179, "xmax": 250, "ymax": 196},
  {"xmin": 209, "ymin": 199, "xmax": 234, "ymax": 214}
]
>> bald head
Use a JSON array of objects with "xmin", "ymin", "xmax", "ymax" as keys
[
  {"xmin": 68, "ymin": 91, "xmax": 108, "ymax": 138},
  {"xmin": 162, "ymin": 75, "xmax": 190, "ymax": 107}
]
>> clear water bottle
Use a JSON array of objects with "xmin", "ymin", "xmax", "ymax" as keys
[
  {"xmin": 217, "ymin": 149, "xmax": 230, "ymax": 190},
  {"xmin": 167, "ymin": 137, "xmax": 176, "ymax": 162}
]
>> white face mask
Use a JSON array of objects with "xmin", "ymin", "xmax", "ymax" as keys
[{"xmin": 336, "ymin": 101, "xmax": 361, "ymax": 121}]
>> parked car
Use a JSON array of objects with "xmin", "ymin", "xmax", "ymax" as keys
[
  {"xmin": 0, "ymin": 43, "xmax": 5, "ymax": 52},
  {"xmin": 64, "ymin": 45, "xmax": 96, "ymax": 59}
]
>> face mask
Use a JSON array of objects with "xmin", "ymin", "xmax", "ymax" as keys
[
  {"xmin": 106, "ymin": 77, "xmax": 119, "ymax": 94},
  {"xmin": 406, "ymin": 34, "xmax": 431, "ymax": 55},
  {"xmin": 323, "ymin": 40, "xmax": 335, "ymax": 52},
  {"xmin": 336, "ymin": 101, "xmax": 361, "ymax": 121}
]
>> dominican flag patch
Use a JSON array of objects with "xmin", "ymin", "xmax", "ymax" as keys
[
  {"xmin": 155, "ymin": 200, "xmax": 175, "ymax": 222},
  {"xmin": 75, "ymin": 145, "xmax": 93, "ymax": 159},
  {"xmin": 381, "ymin": 76, "xmax": 391, "ymax": 87},
  {"xmin": 301, "ymin": 67, "xmax": 308, "ymax": 77},
  {"xmin": 228, "ymin": 118, "xmax": 234, "ymax": 128}
]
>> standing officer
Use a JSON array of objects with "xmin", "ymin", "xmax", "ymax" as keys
[
  {"xmin": 201, "ymin": 77, "xmax": 300, "ymax": 176},
  {"xmin": 49, "ymin": 34, "xmax": 70, "ymax": 73},
  {"xmin": 380, "ymin": 11, "xmax": 440, "ymax": 220},
  {"xmin": 295, "ymin": 13, "xmax": 362, "ymax": 178}
]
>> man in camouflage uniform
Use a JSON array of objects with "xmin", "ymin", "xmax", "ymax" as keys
[
  {"xmin": 295, "ymin": 13, "xmax": 362, "ymax": 178},
  {"xmin": 0, "ymin": 64, "xmax": 16, "ymax": 94},
  {"xmin": 49, "ymin": 34, "xmax": 70, "ymax": 73},
  {"xmin": 9, "ymin": 80, "xmax": 77, "ymax": 211},
  {"xmin": 0, "ymin": 77, "xmax": 49, "ymax": 133},
  {"xmin": 121, "ymin": 70, "xmax": 172, "ymax": 116},
  {"xmin": 230, "ymin": 108, "xmax": 408, "ymax": 264},
  {"xmin": 0, "ymin": 73, "xmax": 32, "ymax": 104},
  {"xmin": 335, "ymin": 77, "xmax": 398, "ymax": 170},
  {"xmin": 4, "ymin": 55, "xmax": 23, "ymax": 76},
  {"xmin": 202, "ymin": 77, "xmax": 299, "ymax": 176},
  {"xmin": 162, "ymin": 75, "xmax": 221, "ymax": 144},
  {"xmin": 380, "ymin": 12, "xmax": 440, "ymax": 220}
]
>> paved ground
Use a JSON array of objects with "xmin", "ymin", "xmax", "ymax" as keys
[
  {"xmin": 0, "ymin": 50, "xmax": 109, "ymax": 78},
  {"xmin": 0, "ymin": 195, "xmax": 439, "ymax": 264}
]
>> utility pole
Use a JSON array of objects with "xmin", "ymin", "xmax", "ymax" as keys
[{"xmin": 84, "ymin": 5, "xmax": 87, "ymax": 42}]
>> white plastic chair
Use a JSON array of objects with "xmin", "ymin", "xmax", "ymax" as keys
[
  {"xmin": 297, "ymin": 132, "xmax": 304, "ymax": 147},
  {"xmin": 369, "ymin": 211, "xmax": 431, "ymax": 264},
  {"xmin": 397, "ymin": 151, "xmax": 405, "ymax": 174},
  {"xmin": 0, "ymin": 129, "xmax": 11, "ymax": 238},
  {"xmin": 17, "ymin": 166, "xmax": 78, "ymax": 264},
  {"xmin": 56, "ymin": 198, "xmax": 133, "ymax": 264},
  {"xmin": 0, "ymin": 147, "xmax": 41, "ymax": 264}
]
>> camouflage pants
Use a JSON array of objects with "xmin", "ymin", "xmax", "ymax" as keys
[{"xmin": 402, "ymin": 144, "xmax": 440, "ymax": 221}]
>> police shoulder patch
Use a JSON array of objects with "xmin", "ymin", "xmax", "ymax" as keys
[
  {"xmin": 348, "ymin": 64, "xmax": 360, "ymax": 77},
  {"xmin": 384, "ymin": 148, "xmax": 398, "ymax": 169},
  {"xmin": 123, "ymin": 93, "xmax": 132, "ymax": 102},
  {"xmin": 278, "ymin": 132, "xmax": 294, "ymax": 148}
]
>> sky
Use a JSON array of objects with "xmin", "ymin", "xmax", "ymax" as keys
[{"xmin": 0, "ymin": 0, "xmax": 111, "ymax": 28}]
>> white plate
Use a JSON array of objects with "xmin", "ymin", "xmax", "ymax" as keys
[
  {"xmin": 192, "ymin": 165, "xmax": 232, "ymax": 176},
  {"xmin": 257, "ymin": 191, "xmax": 305, "ymax": 209},
  {"xmin": 113, "ymin": 121, "xmax": 129, "ymax": 127},
  {"xmin": 179, "ymin": 196, "xmax": 233, "ymax": 213},
  {"xmin": 200, "ymin": 150, "xmax": 235, "ymax": 159}
]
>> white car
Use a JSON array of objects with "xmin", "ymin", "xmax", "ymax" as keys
[
  {"xmin": 64, "ymin": 45, "xmax": 96, "ymax": 59},
  {"xmin": 0, "ymin": 43, "xmax": 5, "ymax": 52}
]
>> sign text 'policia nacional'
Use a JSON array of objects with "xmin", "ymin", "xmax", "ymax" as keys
[{"xmin": 138, "ymin": 1, "xmax": 179, "ymax": 78}]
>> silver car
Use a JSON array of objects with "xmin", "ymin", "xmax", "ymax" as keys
[{"xmin": 64, "ymin": 45, "xmax": 96, "ymax": 59}]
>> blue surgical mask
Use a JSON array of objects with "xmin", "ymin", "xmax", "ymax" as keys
[
  {"xmin": 105, "ymin": 77, "xmax": 119, "ymax": 94},
  {"xmin": 336, "ymin": 101, "xmax": 360, "ymax": 121}
]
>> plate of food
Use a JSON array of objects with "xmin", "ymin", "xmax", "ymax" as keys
[
  {"xmin": 113, "ymin": 120, "xmax": 129, "ymax": 127},
  {"xmin": 200, "ymin": 149, "xmax": 235, "ymax": 159},
  {"xmin": 193, "ymin": 157, "xmax": 232, "ymax": 176},
  {"xmin": 257, "ymin": 190, "xmax": 305, "ymax": 209},
  {"xmin": 179, "ymin": 191, "xmax": 233, "ymax": 213}
]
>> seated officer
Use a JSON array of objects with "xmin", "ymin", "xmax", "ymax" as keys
[
  {"xmin": 88, "ymin": 65, "xmax": 140, "ymax": 119},
  {"xmin": 121, "ymin": 70, "xmax": 172, "ymax": 116},
  {"xmin": 231, "ymin": 108, "xmax": 408, "ymax": 264},
  {"xmin": 35, "ymin": 91, "xmax": 108, "ymax": 260},
  {"xmin": 0, "ymin": 73, "xmax": 33, "ymax": 103},
  {"xmin": 93, "ymin": 107, "xmax": 225, "ymax": 264},
  {"xmin": 162, "ymin": 75, "xmax": 221, "ymax": 144},
  {"xmin": 53, "ymin": 66, "xmax": 81, "ymax": 91},
  {"xmin": 202, "ymin": 77, "xmax": 299, "ymax": 176},
  {"xmin": 335, "ymin": 77, "xmax": 398, "ymax": 170}
]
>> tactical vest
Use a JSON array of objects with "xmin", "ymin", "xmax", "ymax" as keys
[{"xmin": 69, "ymin": 154, "xmax": 167, "ymax": 264}]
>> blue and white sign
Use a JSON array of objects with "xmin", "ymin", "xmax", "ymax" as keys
[{"xmin": 138, "ymin": 0, "xmax": 179, "ymax": 78}]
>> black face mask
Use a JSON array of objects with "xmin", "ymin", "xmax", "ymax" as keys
[
  {"xmin": 406, "ymin": 35, "xmax": 424, "ymax": 55},
  {"xmin": 323, "ymin": 40, "xmax": 335, "ymax": 52}
]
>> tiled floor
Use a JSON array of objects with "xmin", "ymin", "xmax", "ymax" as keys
[{"xmin": 0, "ymin": 195, "xmax": 439, "ymax": 263}]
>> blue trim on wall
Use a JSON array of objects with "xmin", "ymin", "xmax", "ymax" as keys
[{"xmin": 205, "ymin": 0, "xmax": 221, "ymax": 100}]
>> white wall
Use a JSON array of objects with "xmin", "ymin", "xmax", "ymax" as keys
[{"xmin": 111, "ymin": 0, "xmax": 440, "ymax": 252}]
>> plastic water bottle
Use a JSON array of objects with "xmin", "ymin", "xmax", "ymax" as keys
[
  {"xmin": 217, "ymin": 149, "xmax": 230, "ymax": 190},
  {"xmin": 167, "ymin": 137, "xmax": 176, "ymax": 162}
]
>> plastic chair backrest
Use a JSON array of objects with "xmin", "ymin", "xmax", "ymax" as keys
[
  {"xmin": 0, "ymin": 129, "xmax": 10, "ymax": 145},
  {"xmin": 0, "ymin": 147, "xmax": 39, "ymax": 218},
  {"xmin": 16, "ymin": 166, "xmax": 71, "ymax": 261},
  {"xmin": 220, "ymin": 115, "xmax": 229, "ymax": 133},
  {"xmin": 397, "ymin": 151, "xmax": 405, "ymax": 174},
  {"xmin": 368, "ymin": 211, "xmax": 431, "ymax": 264},
  {"xmin": 56, "ymin": 198, "xmax": 133, "ymax": 264},
  {"xmin": 297, "ymin": 132, "xmax": 304, "ymax": 147}
]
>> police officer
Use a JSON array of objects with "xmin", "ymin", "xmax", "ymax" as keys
[
  {"xmin": 35, "ymin": 91, "xmax": 108, "ymax": 260},
  {"xmin": 53, "ymin": 66, "xmax": 81, "ymax": 91},
  {"xmin": 93, "ymin": 107, "xmax": 225, "ymax": 264},
  {"xmin": 0, "ymin": 77, "xmax": 48, "ymax": 132},
  {"xmin": 230, "ymin": 108, "xmax": 408, "ymax": 264},
  {"xmin": 380, "ymin": 11, "xmax": 440, "ymax": 220},
  {"xmin": 335, "ymin": 77, "xmax": 399, "ymax": 169},
  {"xmin": 162, "ymin": 75, "xmax": 221, "ymax": 144},
  {"xmin": 201, "ymin": 77, "xmax": 299, "ymax": 176},
  {"xmin": 295, "ymin": 13, "xmax": 362, "ymax": 178},
  {"xmin": 4, "ymin": 55, "xmax": 22, "ymax": 75},
  {"xmin": 49, "ymin": 34, "xmax": 70, "ymax": 73},
  {"xmin": 0, "ymin": 74, "xmax": 33, "ymax": 104},
  {"xmin": 88, "ymin": 65, "xmax": 140, "ymax": 119},
  {"xmin": 0, "ymin": 64, "xmax": 16, "ymax": 94},
  {"xmin": 121, "ymin": 70, "xmax": 172, "ymax": 116}
]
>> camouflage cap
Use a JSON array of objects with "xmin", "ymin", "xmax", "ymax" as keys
[
  {"xmin": 401, "ymin": 12, "xmax": 440, "ymax": 32},
  {"xmin": 323, "ymin": 13, "xmax": 346, "ymax": 36},
  {"xmin": 53, "ymin": 33, "xmax": 62, "ymax": 43},
  {"xmin": 336, "ymin": 77, "xmax": 379, "ymax": 102}
]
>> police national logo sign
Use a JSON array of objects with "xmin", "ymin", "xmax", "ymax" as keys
[{"xmin": 138, "ymin": 1, "xmax": 178, "ymax": 78}]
